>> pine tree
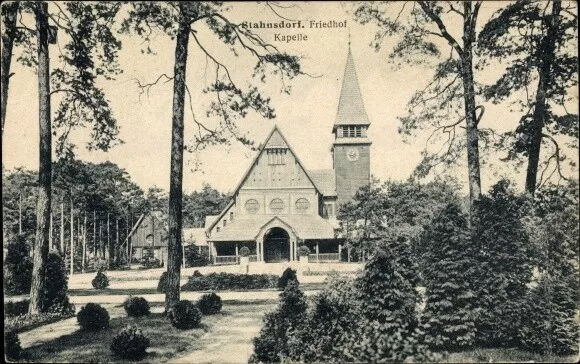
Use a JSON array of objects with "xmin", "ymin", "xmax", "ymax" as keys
[
  {"xmin": 250, "ymin": 280, "xmax": 308, "ymax": 363},
  {"xmin": 421, "ymin": 203, "xmax": 476, "ymax": 351},
  {"xmin": 520, "ymin": 183, "xmax": 579, "ymax": 355},
  {"xmin": 344, "ymin": 249, "xmax": 436, "ymax": 362},
  {"xmin": 472, "ymin": 179, "xmax": 534, "ymax": 347}
]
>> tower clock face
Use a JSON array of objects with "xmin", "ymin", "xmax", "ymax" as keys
[{"xmin": 346, "ymin": 147, "xmax": 359, "ymax": 161}]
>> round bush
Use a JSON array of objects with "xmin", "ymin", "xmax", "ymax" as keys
[
  {"xmin": 193, "ymin": 270, "xmax": 203, "ymax": 277},
  {"xmin": 124, "ymin": 296, "xmax": 150, "ymax": 317},
  {"xmin": 277, "ymin": 267, "xmax": 298, "ymax": 291},
  {"xmin": 168, "ymin": 300, "xmax": 202, "ymax": 330},
  {"xmin": 110, "ymin": 324, "xmax": 150, "ymax": 360},
  {"xmin": 239, "ymin": 246, "xmax": 251, "ymax": 257},
  {"xmin": 157, "ymin": 272, "xmax": 168, "ymax": 293},
  {"xmin": 297, "ymin": 245, "xmax": 310, "ymax": 257},
  {"xmin": 77, "ymin": 303, "xmax": 110, "ymax": 331},
  {"xmin": 5, "ymin": 331, "xmax": 22, "ymax": 361},
  {"xmin": 92, "ymin": 271, "xmax": 109, "ymax": 290},
  {"xmin": 197, "ymin": 293, "xmax": 222, "ymax": 315}
]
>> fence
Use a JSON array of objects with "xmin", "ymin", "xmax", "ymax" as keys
[{"xmin": 308, "ymin": 253, "xmax": 340, "ymax": 263}]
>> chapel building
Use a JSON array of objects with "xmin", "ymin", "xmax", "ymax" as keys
[{"xmin": 204, "ymin": 46, "xmax": 371, "ymax": 264}]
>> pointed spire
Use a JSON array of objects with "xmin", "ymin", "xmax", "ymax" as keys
[{"xmin": 333, "ymin": 43, "xmax": 370, "ymax": 132}]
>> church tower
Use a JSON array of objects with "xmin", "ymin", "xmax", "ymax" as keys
[{"xmin": 332, "ymin": 45, "xmax": 371, "ymax": 207}]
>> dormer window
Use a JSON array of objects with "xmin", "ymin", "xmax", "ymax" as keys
[{"xmin": 267, "ymin": 148, "xmax": 287, "ymax": 165}]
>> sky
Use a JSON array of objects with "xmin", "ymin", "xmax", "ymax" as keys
[{"xmin": 2, "ymin": 2, "xmax": 578, "ymax": 195}]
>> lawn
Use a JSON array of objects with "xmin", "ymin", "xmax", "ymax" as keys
[
  {"xmin": 20, "ymin": 299, "xmax": 278, "ymax": 364},
  {"xmin": 21, "ymin": 304, "xmax": 217, "ymax": 363}
]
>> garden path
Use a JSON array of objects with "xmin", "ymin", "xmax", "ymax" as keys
[{"xmin": 167, "ymin": 302, "xmax": 275, "ymax": 364}]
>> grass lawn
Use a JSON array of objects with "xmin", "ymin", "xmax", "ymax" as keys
[
  {"xmin": 445, "ymin": 347, "xmax": 579, "ymax": 363},
  {"xmin": 21, "ymin": 304, "xmax": 218, "ymax": 363}
]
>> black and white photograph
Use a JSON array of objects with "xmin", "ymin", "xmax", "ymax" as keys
[{"xmin": 2, "ymin": 1, "xmax": 579, "ymax": 363}]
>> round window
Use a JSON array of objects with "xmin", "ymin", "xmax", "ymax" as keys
[
  {"xmin": 245, "ymin": 199, "xmax": 259, "ymax": 214},
  {"xmin": 270, "ymin": 198, "xmax": 285, "ymax": 213},
  {"xmin": 295, "ymin": 198, "xmax": 310, "ymax": 212}
]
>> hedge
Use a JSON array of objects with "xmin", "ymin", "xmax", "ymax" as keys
[{"xmin": 181, "ymin": 273, "xmax": 278, "ymax": 291}]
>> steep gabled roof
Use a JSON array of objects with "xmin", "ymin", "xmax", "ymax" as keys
[
  {"xmin": 333, "ymin": 46, "xmax": 370, "ymax": 131},
  {"xmin": 205, "ymin": 125, "xmax": 323, "ymax": 235}
]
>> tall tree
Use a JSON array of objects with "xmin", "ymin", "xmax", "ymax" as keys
[
  {"xmin": 352, "ymin": 1, "xmax": 485, "ymax": 220},
  {"xmin": 5, "ymin": 1, "xmax": 123, "ymax": 314},
  {"xmin": 477, "ymin": 0, "xmax": 578, "ymax": 194},
  {"xmin": 1, "ymin": 1, "xmax": 19, "ymax": 135},
  {"xmin": 28, "ymin": 0, "xmax": 52, "ymax": 314},
  {"xmin": 121, "ymin": 2, "xmax": 303, "ymax": 311}
]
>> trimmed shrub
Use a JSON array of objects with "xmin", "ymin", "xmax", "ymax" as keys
[
  {"xmin": 141, "ymin": 257, "xmax": 161, "ymax": 269},
  {"xmin": 5, "ymin": 331, "xmax": 22, "ymax": 361},
  {"xmin": 239, "ymin": 246, "xmax": 251, "ymax": 257},
  {"xmin": 4, "ymin": 235, "xmax": 33, "ymax": 295},
  {"xmin": 110, "ymin": 324, "xmax": 150, "ymax": 360},
  {"xmin": 43, "ymin": 252, "xmax": 75, "ymax": 314},
  {"xmin": 157, "ymin": 272, "xmax": 168, "ymax": 293},
  {"xmin": 197, "ymin": 293, "xmax": 222, "ymax": 315},
  {"xmin": 181, "ymin": 273, "xmax": 277, "ymax": 291},
  {"xmin": 77, "ymin": 303, "xmax": 110, "ymax": 331},
  {"xmin": 297, "ymin": 245, "xmax": 310, "ymax": 257},
  {"xmin": 421, "ymin": 203, "xmax": 477, "ymax": 351},
  {"xmin": 5, "ymin": 299, "xmax": 30, "ymax": 317},
  {"xmin": 193, "ymin": 270, "xmax": 203, "ymax": 277},
  {"xmin": 92, "ymin": 270, "xmax": 110, "ymax": 290},
  {"xmin": 168, "ymin": 300, "xmax": 202, "ymax": 330},
  {"xmin": 277, "ymin": 267, "xmax": 298, "ymax": 291},
  {"xmin": 123, "ymin": 296, "xmax": 150, "ymax": 317}
]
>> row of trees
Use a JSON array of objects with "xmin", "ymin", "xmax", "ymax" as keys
[
  {"xmin": 252, "ymin": 179, "xmax": 579, "ymax": 362},
  {"xmin": 3, "ymin": 161, "xmax": 230, "ymax": 271}
]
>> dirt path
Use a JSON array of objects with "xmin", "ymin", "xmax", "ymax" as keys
[{"xmin": 168, "ymin": 302, "xmax": 275, "ymax": 364}]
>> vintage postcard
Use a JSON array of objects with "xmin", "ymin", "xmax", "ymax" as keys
[{"xmin": 3, "ymin": 1, "xmax": 579, "ymax": 363}]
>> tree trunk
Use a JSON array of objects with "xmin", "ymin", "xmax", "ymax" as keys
[
  {"xmin": 60, "ymin": 200, "xmax": 65, "ymax": 252},
  {"xmin": 29, "ymin": 2, "xmax": 52, "ymax": 315},
  {"xmin": 461, "ymin": 2, "xmax": 482, "ymax": 224},
  {"xmin": 165, "ymin": 12, "xmax": 190, "ymax": 312},
  {"xmin": 19, "ymin": 193, "xmax": 22, "ymax": 234},
  {"xmin": 82, "ymin": 212, "xmax": 87, "ymax": 273},
  {"xmin": 70, "ymin": 200, "xmax": 74, "ymax": 275},
  {"xmin": 115, "ymin": 218, "xmax": 119, "ymax": 267},
  {"xmin": 525, "ymin": 0, "xmax": 562, "ymax": 195},
  {"xmin": 1, "ymin": 1, "xmax": 18, "ymax": 136},
  {"xmin": 107, "ymin": 212, "xmax": 110, "ymax": 268},
  {"xmin": 93, "ymin": 211, "xmax": 96, "ymax": 259}
]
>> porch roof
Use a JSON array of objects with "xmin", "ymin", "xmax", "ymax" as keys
[{"xmin": 208, "ymin": 214, "xmax": 336, "ymax": 242}]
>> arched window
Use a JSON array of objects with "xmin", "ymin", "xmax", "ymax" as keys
[
  {"xmin": 270, "ymin": 198, "xmax": 285, "ymax": 213},
  {"xmin": 245, "ymin": 199, "xmax": 259, "ymax": 214},
  {"xmin": 295, "ymin": 198, "xmax": 310, "ymax": 212}
]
